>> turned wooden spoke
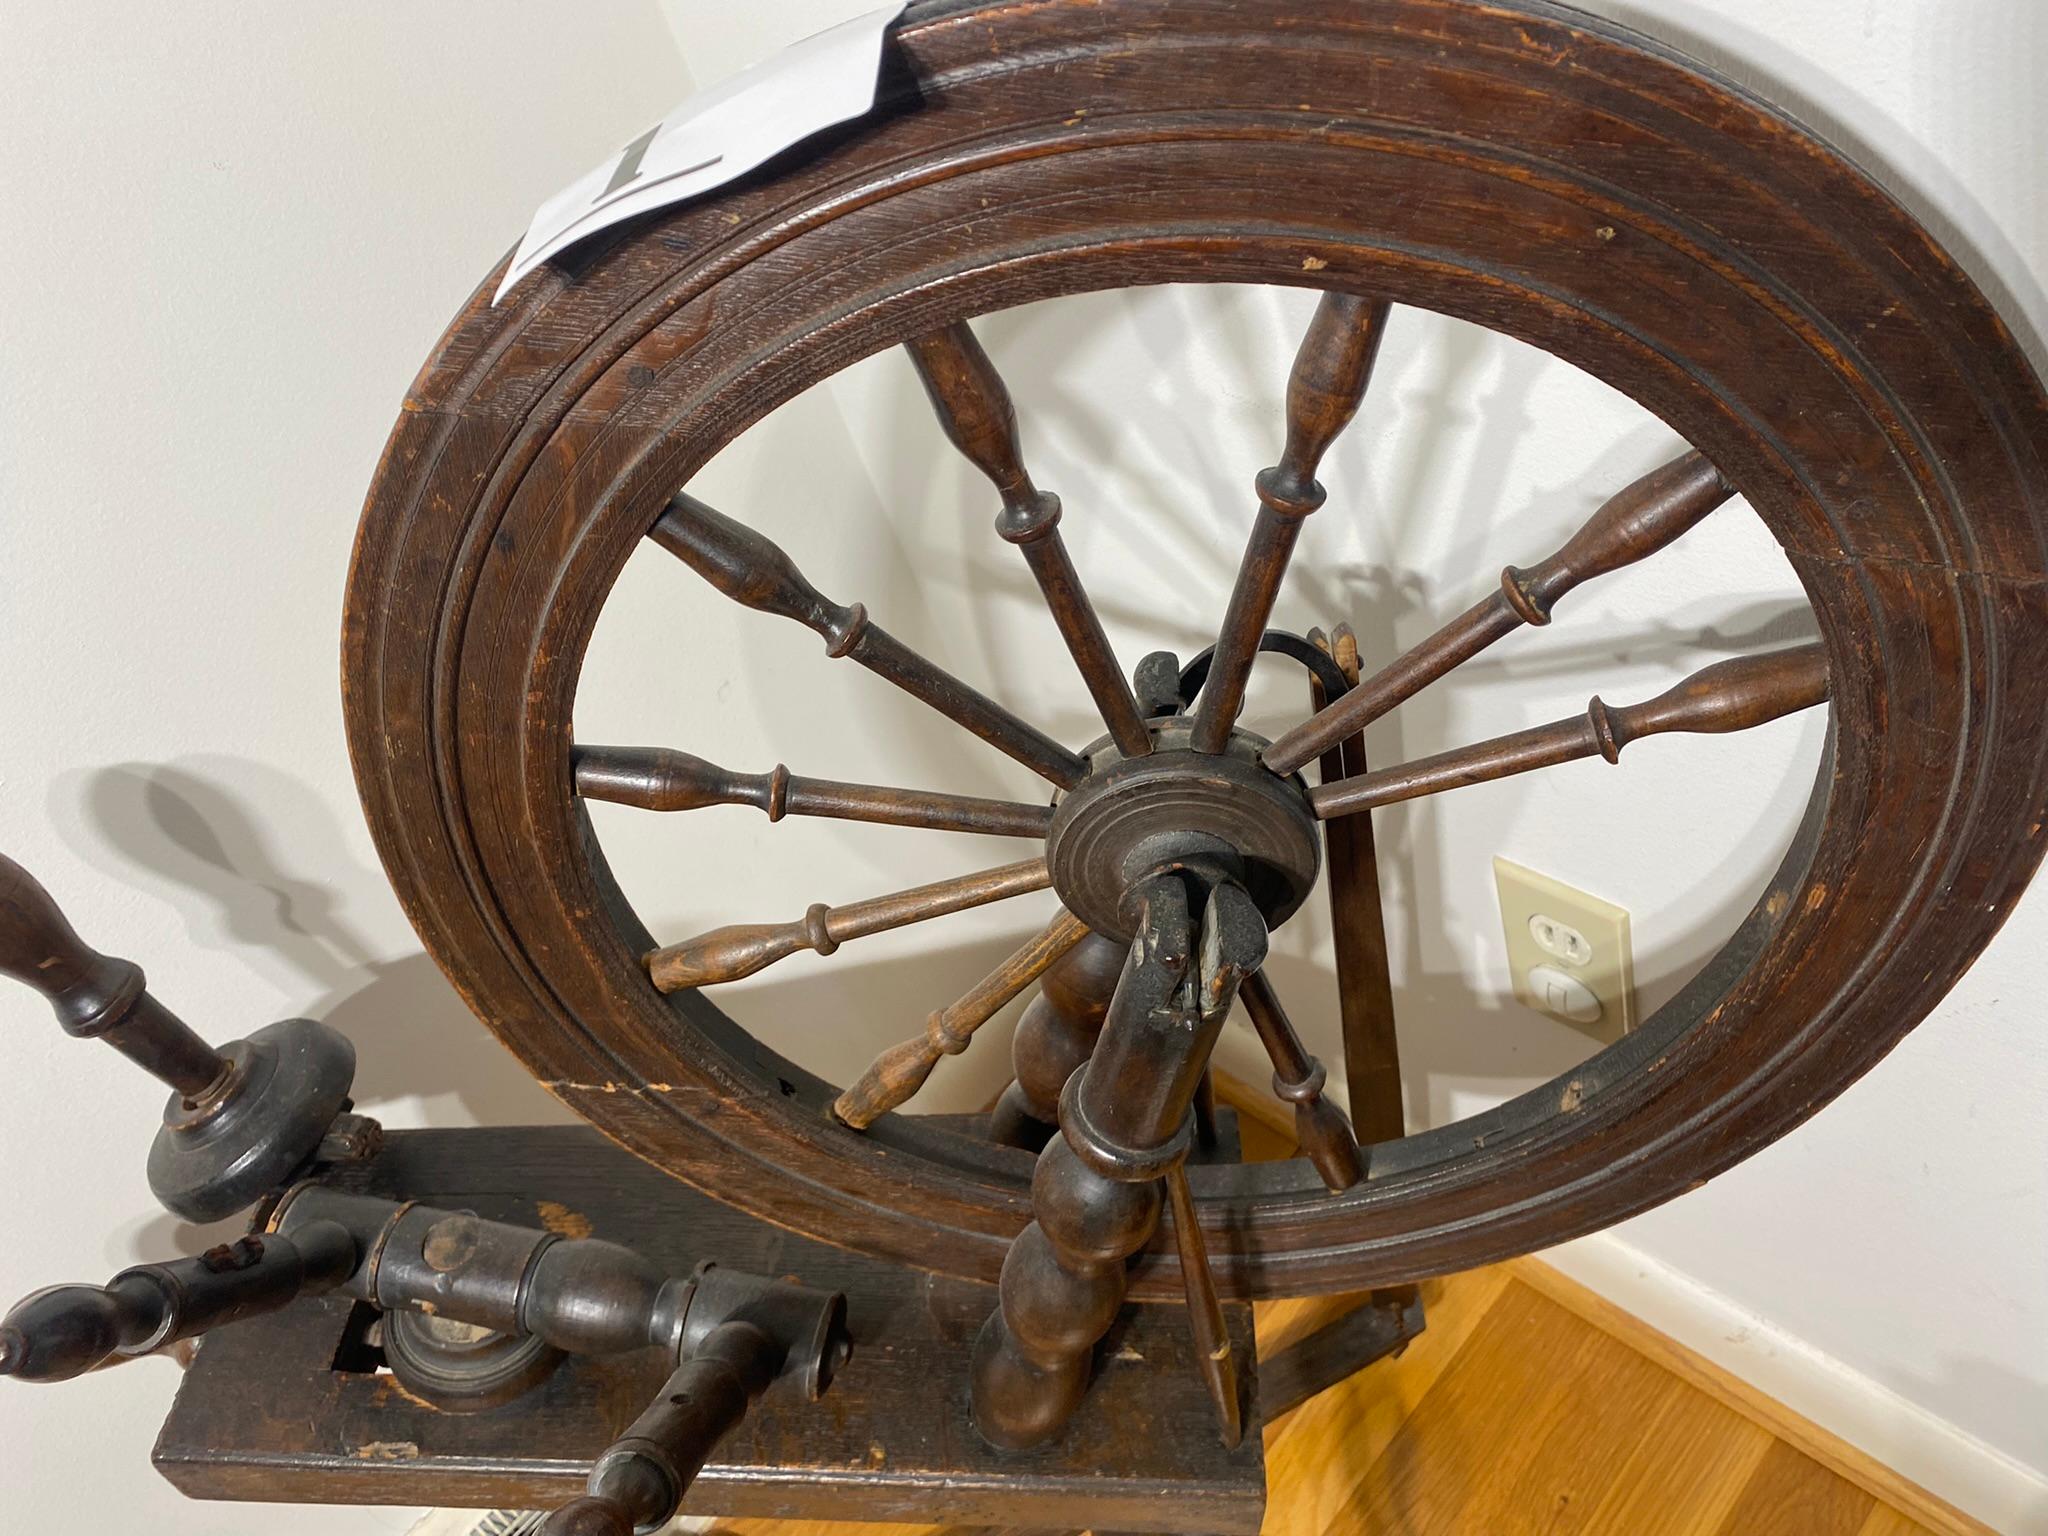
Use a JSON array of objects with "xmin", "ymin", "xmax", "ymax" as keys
[
  {"xmin": 1190, "ymin": 294, "xmax": 1393, "ymax": 753},
  {"xmin": 1307, "ymin": 623, "xmax": 1404, "ymax": 1147},
  {"xmin": 907, "ymin": 323, "xmax": 1151, "ymax": 758},
  {"xmin": 1311, "ymin": 643, "xmax": 1830, "ymax": 820},
  {"xmin": 833, "ymin": 909, "xmax": 1090, "ymax": 1128},
  {"xmin": 646, "ymin": 856, "xmax": 1052, "ymax": 990},
  {"xmin": 650, "ymin": 493, "xmax": 1086, "ymax": 788},
  {"xmin": 573, "ymin": 745, "xmax": 1052, "ymax": 839},
  {"xmin": 1265, "ymin": 450, "xmax": 1734, "ymax": 774},
  {"xmin": 1239, "ymin": 970, "xmax": 1363, "ymax": 1192}
]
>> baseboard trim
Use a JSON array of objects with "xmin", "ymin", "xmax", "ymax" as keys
[{"xmin": 1534, "ymin": 1233, "xmax": 2048, "ymax": 1535}]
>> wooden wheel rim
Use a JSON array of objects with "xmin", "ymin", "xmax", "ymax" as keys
[{"xmin": 343, "ymin": 0, "xmax": 2048, "ymax": 1299}]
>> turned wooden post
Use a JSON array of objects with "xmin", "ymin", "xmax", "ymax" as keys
[
  {"xmin": 574, "ymin": 745, "xmax": 1053, "ymax": 839},
  {"xmin": 646, "ymin": 858, "xmax": 1052, "ymax": 990},
  {"xmin": 970, "ymin": 878, "xmax": 1265, "ymax": 1449},
  {"xmin": 651, "ymin": 492, "xmax": 1086, "ymax": 788},
  {"xmin": 1263, "ymin": 450, "xmax": 1735, "ymax": 775},
  {"xmin": 987, "ymin": 928, "xmax": 1128, "ymax": 1152},
  {"xmin": 0, "ymin": 852, "xmax": 357, "ymax": 1222}
]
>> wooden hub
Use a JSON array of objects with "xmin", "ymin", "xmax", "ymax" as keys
[{"xmin": 1046, "ymin": 718, "xmax": 1321, "ymax": 941}]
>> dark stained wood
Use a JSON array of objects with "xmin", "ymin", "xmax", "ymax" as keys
[
  {"xmin": 907, "ymin": 322, "xmax": 1152, "ymax": 758},
  {"xmin": 1165, "ymin": 1161, "xmax": 1242, "ymax": 1448},
  {"xmin": 0, "ymin": 850, "xmax": 227, "ymax": 1096},
  {"xmin": 1191, "ymin": 1066, "xmax": 1220, "ymax": 1155},
  {"xmin": 1256, "ymin": 1285, "xmax": 1425, "ymax": 1420},
  {"xmin": 574, "ymin": 745, "xmax": 1053, "ymax": 838},
  {"xmin": 973, "ymin": 881, "xmax": 1264, "ymax": 1447},
  {"xmin": 651, "ymin": 493, "xmax": 1085, "ymax": 789},
  {"xmin": 340, "ymin": 0, "xmax": 2048, "ymax": 1303},
  {"xmin": 646, "ymin": 858, "xmax": 1052, "ymax": 990},
  {"xmin": 1312, "ymin": 644, "xmax": 1831, "ymax": 820},
  {"xmin": 1308, "ymin": 623, "xmax": 1405, "ymax": 1145},
  {"xmin": 833, "ymin": 909, "xmax": 1089, "ymax": 1128},
  {"xmin": 1190, "ymin": 295, "xmax": 1392, "ymax": 754},
  {"xmin": 971, "ymin": 878, "xmax": 1196, "ymax": 1447},
  {"xmin": 1237, "ymin": 971, "xmax": 1362, "ymax": 1192},
  {"xmin": 990, "ymin": 927, "xmax": 1128, "ymax": 1151},
  {"xmin": 154, "ymin": 1127, "xmax": 1266, "ymax": 1532},
  {"xmin": 1502, "ymin": 450, "xmax": 1733, "ymax": 621},
  {"xmin": 0, "ymin": 1224, "xmax": 356, "ymax": 1383},
  {"xmin": 1267, "ymin": 451, "xmax": 1736, "ymax": 774},
  {"xmin": 0, "ymin": 853, "xmax": 361, "ymax": 1224}
]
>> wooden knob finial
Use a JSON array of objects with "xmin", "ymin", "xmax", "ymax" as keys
[{"xmin": 0, "ymin": 851, "xmax": 227, "ymax": 1096}]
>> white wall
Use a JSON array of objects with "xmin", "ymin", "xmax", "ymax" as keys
[
  {"xmin": 0, "ymin": 6, "xmax": 682, "ymax": 1532},
  {"xmin": 1, "ymin": 2, "xmax": 2042, "ymax": 1532}
]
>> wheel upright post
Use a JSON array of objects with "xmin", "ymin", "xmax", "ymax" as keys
[{"xmin": 970, "ymin": 874, "xmax": 1266, "ymax": 1449}]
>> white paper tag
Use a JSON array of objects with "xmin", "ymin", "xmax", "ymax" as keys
[{"xmin": 494, "ymin": 4, "xmax": 905, "ymax": 304}]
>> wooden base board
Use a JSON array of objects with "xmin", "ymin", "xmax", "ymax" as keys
[{"xmin": 154, "ymin": 1125, "xmax": 1265, "ymax": 1535}]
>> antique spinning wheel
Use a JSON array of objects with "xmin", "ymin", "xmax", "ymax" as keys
[{"xmin": 342, "ymin": 0, "xmax": 2048, "ymax": 1331}]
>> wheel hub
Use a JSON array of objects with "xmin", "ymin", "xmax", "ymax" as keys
[{"xmin": 1045, "ymin": 716, "xmax": 1322, "ymax": 940}]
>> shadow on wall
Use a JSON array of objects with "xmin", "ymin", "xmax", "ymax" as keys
[{"xmin": 60, "ymin": 759, "xmax": 570, "ymax": 1132}]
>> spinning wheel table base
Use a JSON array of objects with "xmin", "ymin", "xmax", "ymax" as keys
[{"xmin": 156, "ymin": 1125, "xmax": 1270, "ymax": 1534}]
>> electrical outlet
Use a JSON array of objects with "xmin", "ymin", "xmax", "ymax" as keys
[{"xmin": 1494, "ymin": 858, "xmax": 1634, "ymax": 1043}]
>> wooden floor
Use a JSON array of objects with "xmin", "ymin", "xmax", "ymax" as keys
[
  {"xmin": 702, "ymin": 1098, "xmax": 1985, "ymax": 1536},
  {"xmin": 1249, "ymin": 1261, "xmax": 1969, "ymax": 1536}
]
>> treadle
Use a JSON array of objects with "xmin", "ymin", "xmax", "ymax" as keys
[{"xmin": 154, "ymin": 1126, "xmax": 1266, "ymax": 1534}]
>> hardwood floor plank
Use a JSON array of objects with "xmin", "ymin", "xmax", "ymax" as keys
[
  {"xmin": 712, "ymin": 1260, "xmax": 1947, "ymax": 1536},
  {"xmin": 1504, "ymin": 1259, "xmax": 1992, "ymax": 1535},
  {"xmin": 1258, "ymin": 1265, "xmax": 1514, "ymax": 1536},
  {"xmin": 1577, "ymin": 1378, "xmax": 1774, "ymax": 1536},
  {"xmin": 1710, "ymin": 1440, "xmax": 1876, "ymax": 1536},
  {"xmin": 1857, "ymin": 1507, "xmax": 1936, "ymax": 1536},
  {"xmin": 1342, "ymin": 1280, "xmax": 1697, "ymax": 1534}
]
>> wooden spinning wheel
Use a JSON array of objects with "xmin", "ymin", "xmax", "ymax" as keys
[{"xmin": 340, "ymin": 0, "xmax": 2048, "ymax": 1446}]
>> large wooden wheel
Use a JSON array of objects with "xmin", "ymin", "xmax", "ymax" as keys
[{"xmin": 343, "ymin": 0, "xmax": 2048, "ymax": 1303}]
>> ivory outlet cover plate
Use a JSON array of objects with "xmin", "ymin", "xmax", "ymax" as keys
[{"xmin": 1494, "ymin": 857, "xmax": 1635, "ymax": 1043}]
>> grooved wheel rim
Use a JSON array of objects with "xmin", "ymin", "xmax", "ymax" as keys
[{"xmin": 343, "ymin": 0, "xmax": 2048, "ymax": 1298}]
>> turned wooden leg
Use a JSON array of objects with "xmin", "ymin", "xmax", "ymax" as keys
[
  {"xmin": 989, "ymin": 928, "xmax": 1126, "ymax": 1152},
  {"xmin": 971, "ymin": 877, "xmax": 1266, "ymax": 1449}
]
